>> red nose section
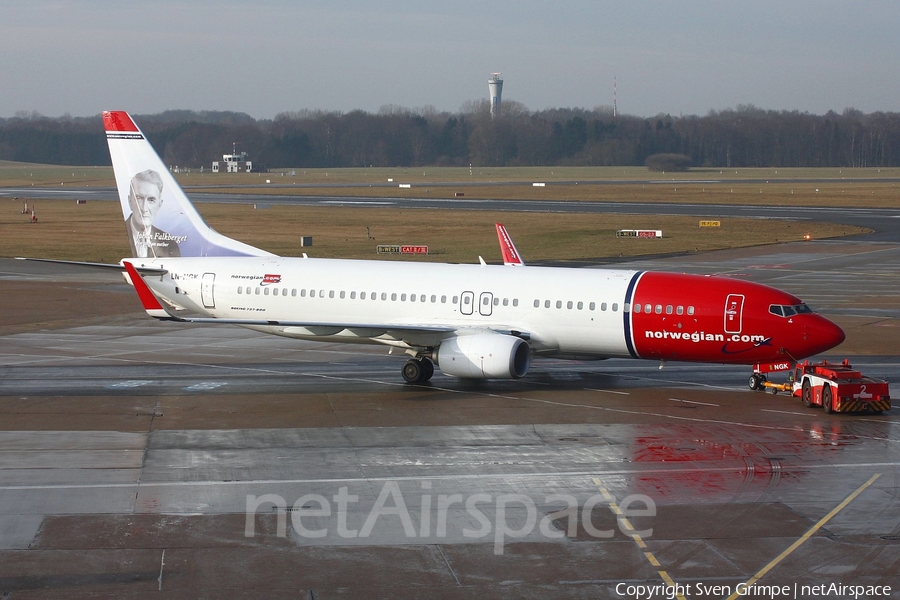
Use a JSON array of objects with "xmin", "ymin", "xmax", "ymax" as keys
[{"xmin": 801, "ymin": 315, "xmax": 845, "ymax": 357}]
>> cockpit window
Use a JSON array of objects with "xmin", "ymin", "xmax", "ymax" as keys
[{"xmin": 769, "ymin": 303, "xmax": 813, "ymax": 317}]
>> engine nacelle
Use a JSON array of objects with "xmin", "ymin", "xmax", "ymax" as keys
[{"xmin": 436, "ymin": 334, "xmax": 531, "ymax": 379}]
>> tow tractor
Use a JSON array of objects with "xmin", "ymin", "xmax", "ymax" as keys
[{"xmin": 749, "ymin": 359, "xmax": 890, "ymax": 414}]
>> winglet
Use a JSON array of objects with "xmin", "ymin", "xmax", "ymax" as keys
[
  {"xmin": 496, "ymin": 224, "xmax": 525, "ymax": 266},
  {"xmin": 123, "ymin": 261, "xmax": 172, "ymax": 319}
]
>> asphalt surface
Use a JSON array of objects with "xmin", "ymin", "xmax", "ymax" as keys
[{"xmin": 1, "ymin": 195, "xmax": 899, "ymax": 598}]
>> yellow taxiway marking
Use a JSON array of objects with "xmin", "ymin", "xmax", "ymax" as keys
[
  {"xmin": 725, "ymin": 473, "xmax": 881, "ymax": 600},
  {"xmin": 592, "ymin": 477, "xmax": 687, "ymax": 600}
]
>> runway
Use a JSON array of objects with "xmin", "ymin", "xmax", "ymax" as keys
[{"xmin": 2, "ymin": 238, "xmax": 900, "ymax": 595}]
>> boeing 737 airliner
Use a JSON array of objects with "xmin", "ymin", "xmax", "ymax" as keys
[{"xmin": 104, "ymin": 110, "xmax": 845, "ymax": 384}]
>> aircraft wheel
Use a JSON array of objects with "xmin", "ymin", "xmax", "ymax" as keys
[
  {"xmin": 420, "ymin": 357, "xmax": 435, "ymax": 381},
  {"xmin": 823, "ymin": 384, "xmax": 834, "ymax": 414},
  {"xmin": 802, "ymin": 379, "xmax": 813, "ymax": 407},
  {"xmin": 748, "ymin": 373, "xmax": 765, "ymax": 391},
  {"xmin": 402, "ymin": 360, "xmax": 424, "ymax": 384}
]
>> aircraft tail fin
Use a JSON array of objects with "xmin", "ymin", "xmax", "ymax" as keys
[
  {"xmin": 495, "ymin": 223, "xmax": 525, "ymax": 266},
  {"xmin": 103, "ymin": 111, "xmax": 273, "ymax": 259}
]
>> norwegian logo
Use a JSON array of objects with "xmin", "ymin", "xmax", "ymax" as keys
[{"xmin": 261, "ymin": 274, "xmax": 281, "ymax": 286}]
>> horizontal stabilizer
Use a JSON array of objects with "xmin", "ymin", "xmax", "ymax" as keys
[{"xmin": 16, "ymin": 257, "xmax": 167, "ymax": 276}]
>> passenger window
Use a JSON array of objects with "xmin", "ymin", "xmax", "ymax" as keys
[
  {"xmin": 577, "ymin": 301, "xmax": 583, "ymax": 310},
  {"xmin": 264, "ymin": 288, "xmax": 270, "ymax": 296},
  {"xmin": 329, "ymin": 291, "xmax": 335, "ymax": 299},
  {"xmin": 300, "ymin": 289, "xmax": 306, "ymax": 297},
  {"xmin": 291, "ymin": 289, "xmax": 297, "ymax": 297},
  {"xmin": 503, "ymin": 298, "xmax": 509, "ymax": 306},
  {"xmin": 431, "ymin": 295, "xmax": 436, "ymax": 303},
  {"xmin": 590, "ymin": 302, "xmax": 596, "ymax": 311},
  {"xmin": 340, "ymin": 291, "xmax": 346, "ymax": 299},
  {"xmin": 676, "ymin": 306, "xmax": 683, "ymax": 315},
  {"xmin": 350, "ymin": 291, "xmax": 356, "ymax": 299},
  {"xmin": 666, "ymin": 305, "xmax": 673, "ymax": 314},
  {"xmin": 382, "ymin": 292, "xmax": 388, "ymax": 301},
  {"xmin": 687, "ymin": 306, "xmax": 695, "ymax": 315},
  {"xmin": 601, "ymin": 302, "xmax": 607, "ymax": 311},
  {"xmin": 656, "ymin": 304, "xmax": 663, "ymax": 313},
  {"xmin": 237, "ymin": 287, "xmax": 242, "ymax": 294},
  {"xmin": 421, "ymin": 295, "xmax": 426, "ymax": 303},
  {"xmin": 612, "ymin": 303, "xmax": 619, "ymax": 312},
  {"xmin": 463, "ymin": 296, "xmax": 471, "ymax": 305},
  {"xmin": 494, "ymin": 297, "xmax": 500, "ymax": 306},
  {"xmin": 392, "ymin": 293, "xmax": 398, "ymax": 301},
  {"xmin": 255, "ymin": 287, "xmax": 260, "ymax": 295},
  {"xmin": 534, "ymin": 299, "xmax": 540, "ymax": 308},
  {"xmin": 319, "ymin": 290, "xmax": 325, "ymax": 298},
  {"xmin": 545, "ymin": 300, "xmax": 551, "ymax": 308},
  {"xmin": 360, "ymin": 292, "xmax": 365, "ymax": 300},
  {"xmin": 283, "ymin": 288, "xmax": 288, "ymax": 296},
  {"xmin": 452, "ymin": 296, "xmax": 458, "ymax": 303},
  {"xmin": 634, "ymin": 303, "xmax": 641, "ymax": 313},
  {"xmin": 441, "ymin": 295, "xmax": 447, "ymax": 303},
  {"xmin": 624, "ymin": 303, "xmax": 630, "ymax": 312},
  {"xmin": 513, "ymin": 299, "xmax": 518, "ymax": 307},
  {"xmin": 567, "ymin": 301, "xmax": 573, "ymax": 309},
  {"xmin": 408, "ymin": 294, "xmax": 413, "ymax": 302}
]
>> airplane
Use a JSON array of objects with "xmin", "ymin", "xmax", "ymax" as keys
[{"xmin": 102, "ymin": 110, "xmax": 844, "ymax": 385}]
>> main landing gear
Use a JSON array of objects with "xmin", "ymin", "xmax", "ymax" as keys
[{"xmin": 402, "ymin": 357, "xmax": 435, "ymax": 384}]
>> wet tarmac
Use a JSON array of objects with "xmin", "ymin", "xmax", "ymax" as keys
[{"xmin": 1, "ymin": 239, "xmax": 899, "ymax": 599}]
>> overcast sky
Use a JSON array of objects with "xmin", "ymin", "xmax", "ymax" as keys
[{"xmin": 3, "ymin": 1, "xmax": 899, "ymax": 119}]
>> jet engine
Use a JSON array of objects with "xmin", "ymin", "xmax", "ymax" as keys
[{"xmin": 436, "ymin": 333, "xmax": 531, "ymax": 379}]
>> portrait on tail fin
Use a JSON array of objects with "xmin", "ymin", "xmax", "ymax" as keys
[
  {"xmin": 104, "ymin": 110, "xmax": 271, "ymax": 259},
  {"xmin": 124, "ymin": 169, "xmax": 182, "ymax": 258}
]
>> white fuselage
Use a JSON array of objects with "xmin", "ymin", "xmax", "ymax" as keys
[{"xmin": 143, "ymin": 256, "xmax": 637, "ymax": 358}]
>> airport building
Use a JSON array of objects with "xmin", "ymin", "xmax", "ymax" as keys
[{"xmin": 212, "ymin": 149, "xmax": 254, "ymax": 173}]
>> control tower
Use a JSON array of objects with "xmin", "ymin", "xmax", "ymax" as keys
[{"xmin": 488, "ymin": 72, "xmax": 503, "ymax": 118}]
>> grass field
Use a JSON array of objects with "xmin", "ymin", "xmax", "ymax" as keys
[
  {"xmin": 2, "ymin": 162, "xmax": 898, "ymax": 209},
  {"xmin": 1, "ymin": 197, "xmax": 867, "ymax": 263},
  {"xmin": 0, "ymin": 163, "xmax": 881, "ymax": 262}
]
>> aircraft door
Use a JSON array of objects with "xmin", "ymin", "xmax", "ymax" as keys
[
  {"xmin": 724, "ymin": 294, "xmax": 744, "ymax": 334},
  {"xmin": 201, "ymin": 272, "xmax": 216, "ymax": 308},
  {"xmin": 479, "ymin": 292, "xmax": 493, "ymax": 316},
  {"xmin": 460, "ymin": 291, "xmax": 474, "ymax": 315}
]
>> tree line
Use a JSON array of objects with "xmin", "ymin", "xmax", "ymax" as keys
[{"xmin": 2, "ymin": 103, "xmax": 900, "ymax": 169}]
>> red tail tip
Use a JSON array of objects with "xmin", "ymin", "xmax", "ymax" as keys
[{"xmin": 102, "ymin": 111, "xmax": 139, "ymax": 132}]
